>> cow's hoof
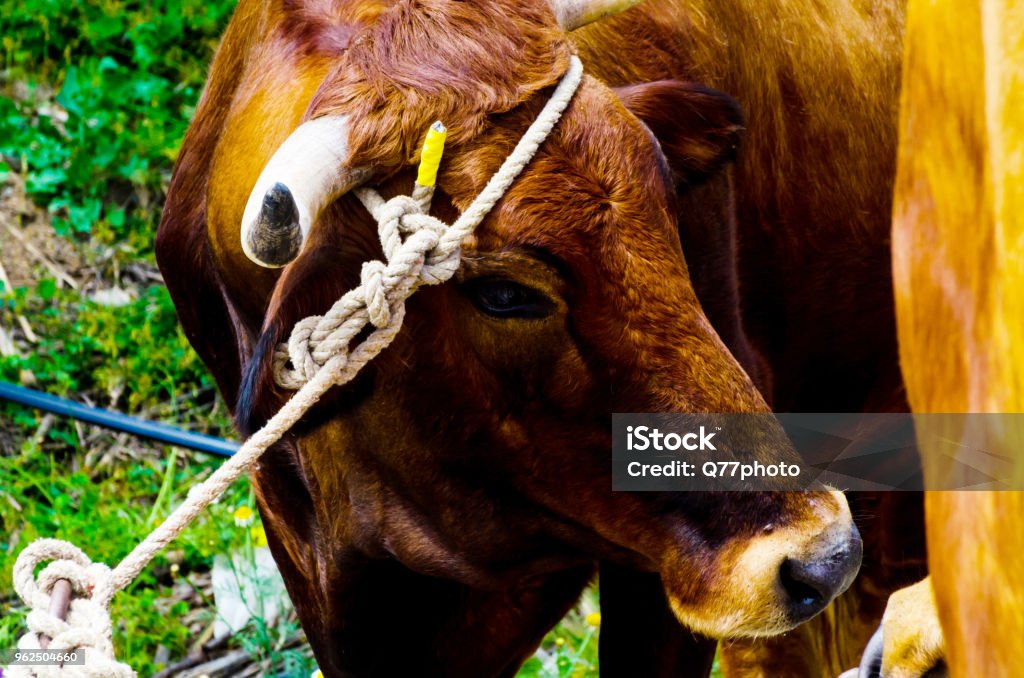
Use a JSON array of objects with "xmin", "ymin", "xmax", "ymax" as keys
[{"xmin": 851, "ymin": 577, "xmax": 947, "ymax": 678}]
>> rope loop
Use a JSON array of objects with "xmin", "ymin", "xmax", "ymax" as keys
[
  {"xmin": 360, "ymin": 260, "xmax": 391, "ymax": 327},
  {"xmin": 10, "ymin": 540, "xmax": 135, "ymax": 678},
  {"xmin": 14, "ymin": 540, "xmax": 96, "ymax": 609}
]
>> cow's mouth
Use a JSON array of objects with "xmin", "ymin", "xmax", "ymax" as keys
[{"xmin": 661, "ymin": 489, "xmax": 862, "ymax": 638}]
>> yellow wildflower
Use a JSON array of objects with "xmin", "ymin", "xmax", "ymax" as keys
[
  {"xmin": 233, "ymin": 505, "xmax": 254, "ymax": 527},
  {"xmin": 311, "ymin": 671, "xmax": 323, "ymax": 678},
  {"xmin": 585, "ymin": 612, "xmax": 601, "ymax": 627},
  {"xmin": 251, "ymin": 525, "xmax": 268, "ymax": 548}
]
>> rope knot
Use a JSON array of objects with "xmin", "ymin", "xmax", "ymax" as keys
[
  {"xmin": 374, "ymin": 193, "xmax": 426, "ymax": 259},
  {"xmin": 360, "ymin": 260, "xmax": 391, "ymax": 327},
  {"xmin": 10, "ymin": 540, "xmax": 135, "ymax": 678},
  {"xmin": 272, "ymin": 185, "xmax": 457, "ymax": 388}
]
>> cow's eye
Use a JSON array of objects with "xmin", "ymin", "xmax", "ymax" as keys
[{"xmin": 463, "ymin": 278, "xmax": 555, "ymax": 319}]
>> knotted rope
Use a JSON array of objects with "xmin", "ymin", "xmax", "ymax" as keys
[{"xmin": 7, "ymin": 55, "xmax": 583, "ymax": 677}]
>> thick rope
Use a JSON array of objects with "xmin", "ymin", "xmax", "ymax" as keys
[
  {"xmin": 7, "ymin": 55, "xmax": 583, "ymax": 676},
  {"xmin": 274, "ymin": 56, "xmax": 583, "ymax": 388}
]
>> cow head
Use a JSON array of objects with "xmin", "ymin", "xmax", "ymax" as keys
[{"xmin": 157, "ymin": 0, "xmax": 860, "ymax": 657}]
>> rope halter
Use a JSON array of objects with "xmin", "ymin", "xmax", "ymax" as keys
[
  {"xmin": 8, "ymin": 55, "xmax": 583, "ymax": 677},
  {"xmin": 274, "ymin": 55, "xmax": 585, "ymax": 389}
]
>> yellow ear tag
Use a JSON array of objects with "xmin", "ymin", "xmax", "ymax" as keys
[{"xmin": 416, "ymin": 121, "xmax": 447, "ymax": 187}]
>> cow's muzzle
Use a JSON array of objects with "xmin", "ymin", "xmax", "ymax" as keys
[
  {"xmin": 779, "ymin": 520, "xmax": 862, "ymax": 623},
  {"xmin": 662, "ymin": 489, "xmax": 862, "ymax": 639}
]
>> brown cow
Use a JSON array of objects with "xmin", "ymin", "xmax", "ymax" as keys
[{"xmin": 155, "ymin": 0, "xmax": 919, "ymax": 675}]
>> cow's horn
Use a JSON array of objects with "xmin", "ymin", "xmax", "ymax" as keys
[
  {"xmin": 241, "ymin": 115, "xmax": 369, "ymax": 268},
  {"xmin": 548, "ymin": 0, "xmax": 643, "ymax": 30}
]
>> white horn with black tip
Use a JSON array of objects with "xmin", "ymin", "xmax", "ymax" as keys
[
  {"xmin": 548, "ymin": 0, "xmax": 644, "ymax": 30},
  {"xmin": 240, "ymin": 115, "xmax": 369, "ymax": 268}
]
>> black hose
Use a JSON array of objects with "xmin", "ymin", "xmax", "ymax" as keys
[{"xmin": 0, "ymin": 381, "xmax": 238, "ymax": 457}]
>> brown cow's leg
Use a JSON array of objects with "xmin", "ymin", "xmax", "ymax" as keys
[
  {"xmin": 599, "ymin": 561, "xmax": 717, "ymax": 677},
  {"xmin": 298, "ymin": 556, "xmax": 594, "ymax": 678}
]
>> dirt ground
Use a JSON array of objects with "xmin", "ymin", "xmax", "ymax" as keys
[{"xmin": 0, "ymin": 171, "xmax": 82, "ymax": 291}]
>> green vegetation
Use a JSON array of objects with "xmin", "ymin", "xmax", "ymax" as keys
[
  {"xmin": 0, "ymin": 0, "xmax": 318, "ymax": 674},
  {"xmin": 0, "ymin": 283, "xmax": 214, "ymax": 408},
  {"xmin": 520, "ymin": 593, "xmax": 601, "ymax": 677},
  {"xmin": 0, "ymin": 0, "xmax": 233, "ymax": 249}
]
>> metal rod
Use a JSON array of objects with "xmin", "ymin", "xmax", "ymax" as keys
[
  {"xmin": 0, "ymin": 381, "xmax": 238, "ymax": 457},
  {"xmin": 37, "ymin": 578, "xmax": 72, "ymax": 650}
]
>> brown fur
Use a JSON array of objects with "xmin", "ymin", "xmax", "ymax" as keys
[
  {"xmin": 156, "ymin": 0, "xmax": 912, "ymax": 675},
  {"xmin": 891, "ymin": 0, "xmax": 1024, "ymax": 675}
]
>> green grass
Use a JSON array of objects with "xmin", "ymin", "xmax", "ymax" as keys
[
  {"xmin": 0, "ymin": 0, "xmax": 233, "ymax": 250},
  {"xmin": 0, "ymin": 282, "xmax": 217, "ymax": 409},
  {"xmin": 0, "ymin": 0, "xmax": 313, "ymax": 673},
  {"xmin": 0, "ymin": 449, "xmax": 237, "ymax": 671}
]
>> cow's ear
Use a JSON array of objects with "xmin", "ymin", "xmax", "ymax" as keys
[
  {"xmin": 615, "ymin": 80, "xmax": 744, "ymax": 187},
  {"xmin": 156, "ymin": 208, "xmax": 249, "ymax": 411},
  {"xmin": 156, "ymin": 137, "xmax": 255, "ymax": 411}
]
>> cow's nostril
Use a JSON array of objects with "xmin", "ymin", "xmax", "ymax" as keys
[
  {"xmin": 779, "ymin": 525, "xmax": 863, "ymax": 623},
  {"xmin": 779, "ymin": 541, "xmax": 861, "ymax": 622},
  {"xmin": 780, "ymin": 557, "xmax": 829, "ymax": 612}
]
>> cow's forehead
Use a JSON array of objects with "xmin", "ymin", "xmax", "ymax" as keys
[{"xmin": 444, "ymin": 77, "xmax": 680, "ymax": 257}]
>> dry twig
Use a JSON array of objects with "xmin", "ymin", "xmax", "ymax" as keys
[{"xmin": 3, "ymin": 222, "xmax": 79, "ymax": 289}]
